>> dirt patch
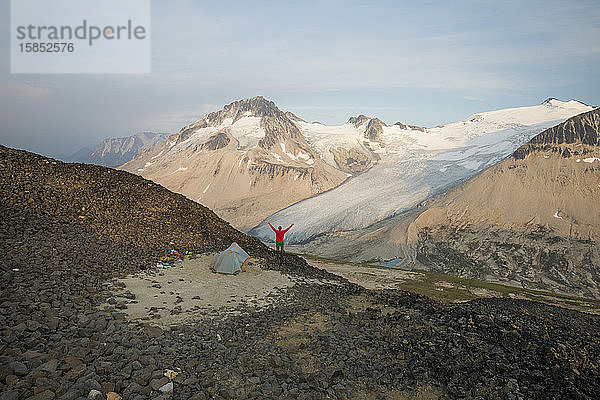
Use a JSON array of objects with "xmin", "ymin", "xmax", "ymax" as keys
[
  {"xmin": 347, "ymin": 294, "xmax": 397, "ymax": 315},
  {"xmin": 469, "ymin": 286, "xmax": 503, "ymax": 298},
  {"xmin": 105, "ymin": 253, "xmax": 295, "ymax": 326},
  {"xmin": 309, "ymin": 260, "xmax": 425, "ymax": 290}
]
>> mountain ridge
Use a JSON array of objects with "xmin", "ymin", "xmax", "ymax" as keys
[
  {"xmin": 253, "ymin": 97, "xmax": 594, "ymax": 244},
  {"xmin": 292, "ymin": 109, "xmax": 600, "ymax": 299},
  {"xmin": 67, "ymin": 131, "xmax": 168, "ymax": 167}
]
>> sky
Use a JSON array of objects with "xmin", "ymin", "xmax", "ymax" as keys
[{"xmin": 1, "ymin": 0, "xmax": 599, "ymax": 158}]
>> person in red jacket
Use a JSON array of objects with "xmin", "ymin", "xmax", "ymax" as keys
[{"xmin": 268, "ymin": 222, "xmax": 294, "ymax": 255}]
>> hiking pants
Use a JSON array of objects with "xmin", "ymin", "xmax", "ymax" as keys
[{"xmin": 276, "ymin": 241, "xmax": 284, "ymax": 254}]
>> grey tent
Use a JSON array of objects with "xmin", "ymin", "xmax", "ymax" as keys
[{"xmin": 212, "ymin": 242, "xmax": 250, "ymax": 274}]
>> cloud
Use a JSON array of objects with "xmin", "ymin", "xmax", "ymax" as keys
[
  {"xmin": 0, "ymin": 82, "xmax": 51, "ymax": 100},
  {"xmin": 462, "ymin": 96, "xmax": 485, "ymax": 102}
]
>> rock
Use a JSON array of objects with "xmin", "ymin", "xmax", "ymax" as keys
[
  {"xmin": 64, "ymin": 356, "xmax": 84, "ymax": 369},
  {"xmin": 10, "ymin": 361, "xmax": 28, "ymax": 377},
  {"xmin": 182, "ymin": 377, "xmax": 199, "ymax": 386},
  {"xmin": 47, "ymin": 317, "xmax": 60, "ymax": 330},
  {"xmin": 159, "ymin": 382, "xmax": 173, "ymax": 393},
  {"xmin": 122, "ymin": 381, "xmax": 144, "ymax": 397},
  {"xmin": 0, "ymin": 364, "xmax": 13, "ymax": 381},
  {"xmin": 0, "ymin": 390, "xmax": 19, "ymax": 400},
  {"xmin": 133, "ymin": 370, "xmax": 151, "ymax": 386},
  {"xmin": 30, "ymin": 389, "xmax": 55, "ymax": 400},
  {"xmin": 151, "ymin": 370, "xmax": 164, "ymax": 379},
  {"xmin": 131, "ymin": 361, "xmax": 142, "ymax": 370},
  {"xmin": 26, "ymin": 320, "xmax": 41, "ymax": 331},
  {"xmin": 101, "ymin": 381, "xmax": 115, "ymax": 394},
  {"xmin": 106, "ymin": 392, "xmax": 122, "ymax": 400},
  {"xmin": 163, "ymin": 369, "xmax": 178, "ymax": 380},
  {"xmin": 150, "ymin": 377, "xmax": 169, "ymax": 391},
  {"xmin": 63, "ymin": 363, "xmax": 86, "ymax": 380},
  {"xmin": 84, "ymin": 379, "xmax": 102, "ymax": 392},
  {"xmin": 87, "ymin": 390, "xmax": 103, "ymax": 400},
  {"xmin": 144, "ymin": 326, "xmax": 163, "ymax": 338},
  {"xmin": 38, "ymin": 359, "xmax": 59, "ymax": 374}
]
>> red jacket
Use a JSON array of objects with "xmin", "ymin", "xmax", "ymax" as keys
[{"xmin": 268, "ymin": 222, "xmax": 293, "ymax": 242}]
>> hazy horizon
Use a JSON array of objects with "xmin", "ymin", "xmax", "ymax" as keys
[{"xmin": 1, "ymin": 0, "xmax": 599, "ymax": 158}]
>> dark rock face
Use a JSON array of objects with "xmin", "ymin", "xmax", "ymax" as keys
[
  {"xmin": 363, "ymin": 118, "xmax": 386, "ymax": 143},
  {"xmin": 514, "ymin": 108, "xmax": 599, "ymax": 159},
  {"xmin": 329, "ymin": 147, "xmax": 372, "ymax": 173},
  {"xmin": 259, "ymin": 114, "xmax": 307, "ymax": 151},
  {"xmin": 284, "ymin": 111, "xmax": 304, "ymax": 122},
  {"xmin": 348, "ymin": 114, "xmax": 370, "ymax": 127},
  {"xmin": 394, "ymin": 121, "xmax": 426, "ymax": 132},
  {"xmin": 200, "ymin": 131, "xmax": 230, "ymax": 151},
  {"xmin": 415, "ymin": 227, "xmax": 600, "ymax": 299}
]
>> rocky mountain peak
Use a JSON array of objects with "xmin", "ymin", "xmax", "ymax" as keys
[
  {"xmin": 201, "ymin": 96, "xmax": 283, "ymax": 127},
  {"xmin": 174, "ymin": 96, "xmax": 285, "ymax": 144},
  {"xmin": 394, "ymin": 121, "xmax": 426, "ymax": 132},
  {"xmin": 67, "ymin": 132, "xmax": 168, "ymax": 167},
  {"xmin": 542, "ymin": 97, "xmax": 559, "ymax": 105},
  {"xmin": 364, "ymin": 118, "xmax": 387, "ymax": 143},
  {"xmin": 542, "ymin": 97, "xmax": 590, "ymax": 108},
  {"xmin": 348, "ymin": 115, "xmax": 371, "ymax": 128}
]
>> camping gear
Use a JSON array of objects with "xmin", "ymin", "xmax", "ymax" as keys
[
  {"xmin": 156, "ymin": 249, "xmax": 183, "ymax": 268},
  {"xmin": 212, "ymin": 242, "xmax": 250, "ymax": 275}
]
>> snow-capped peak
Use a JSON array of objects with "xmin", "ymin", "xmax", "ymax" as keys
[{"xmin": 542, "ymin": 97, "xmax": 590, "ymax": 108}]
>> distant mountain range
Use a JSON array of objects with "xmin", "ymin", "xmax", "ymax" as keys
[
  {"xmin": 251, "ymin": 97, "xmax": 593, "ymax": 243},
  {"xmin": 295, "ymin": 108, "xmax": 600, "ymax": 298},
  {"xmin": 67, "ymin": 132, "xmax": 169, "ymax": 167},
  {"xmin": 115, "ymin": 97, "xmax": 593, "ymax": 239}
]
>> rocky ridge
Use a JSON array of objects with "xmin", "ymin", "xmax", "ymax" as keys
[
  {"xmin": 514, "ymin": 107, "xmax": 600, "ymax": 159},
  {"xmin": 67, "ymin": 132, "xmax": 168, "ymax": 167},
  {"xmin": 363, "ymin": 118, "xmax": 386, "ymax": 144},
  {"xmin": 393, "ymin": 121, "xmax": 426, "ymax": 132}
]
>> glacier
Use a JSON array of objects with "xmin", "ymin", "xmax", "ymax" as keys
[{"xmin": 250, "ymin": 99, "xmax": 593, "ymax": 244}]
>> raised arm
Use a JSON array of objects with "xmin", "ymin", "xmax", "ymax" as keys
[
  {"xmin": 283, "ymin": 224, "xmax": 294, "ymax": 233},
  {"xmin": 268, "ymin": 221, "xmax": 277, "ymax": 232}
]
